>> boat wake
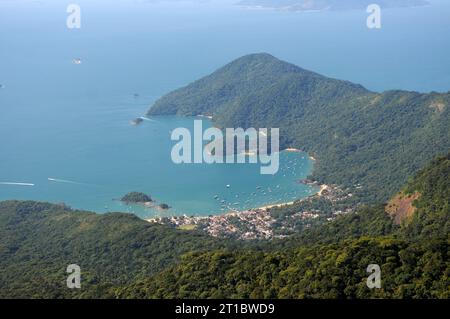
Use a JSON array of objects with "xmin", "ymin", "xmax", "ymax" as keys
[
  {"xmin": 140, "ymin": 116, "xmax": 159, "ymax": 123},
  {"xmin": 0, "ymin": 182, "xmax": 35, "ymax": 186},
  {"xmin": 47, "ymin": 177, "xmax": 89, "ymax": 185}
]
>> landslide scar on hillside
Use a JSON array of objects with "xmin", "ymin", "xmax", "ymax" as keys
[{"xmin": 385, "ymin": 192, "xmax": 421, "ymax": 225}]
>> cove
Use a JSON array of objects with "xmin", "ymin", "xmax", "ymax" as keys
[{"xmin": 0, "ymin": 96, "xmax": 317, "ymax": 218}]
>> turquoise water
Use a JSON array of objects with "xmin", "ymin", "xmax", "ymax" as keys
[
  {"xmin": 0, "ymin": 100, "xmax": 316, "ymax": 217},
  {"xmin": 1, "ymin": 0, "xmax": 449, "ymax": 217}
]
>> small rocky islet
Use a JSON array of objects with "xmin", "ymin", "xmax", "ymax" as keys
[
  {"xmin": 120, "ymin": 192, "xmax": 170, "ymax": 210},
  {"xmin": 120, "ymin": 192, "xmax": 152, "ymax": 204}
]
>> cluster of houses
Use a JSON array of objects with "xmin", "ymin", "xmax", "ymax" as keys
[
  {"xmin": 147, "ymin": 209, "xmax": 277, "ymax": 240},
  {"xmin": 146, "ymin": 183, "xmax": 356, "ymax": 240}
]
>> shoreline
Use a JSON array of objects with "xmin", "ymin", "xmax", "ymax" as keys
[
  {"xmin": 144, "ymin": 150, "xmax": 323, "ymax": 220},
  {"xmin": 254, "ymin": 183, "xmax": 328, "ymax": 211},
  {"xmin": 256, "ymin": 201, "xmax": 295, "ymax": 211},
  {"xmin": 144, "ymin": 181, "xmax": 338, "ymax": 240},
  {"xmin": 146, "ymin": 182, "xmax": 330, "ymax": 223},
  {"xmin": 284, "ymin": 147, "xmax": 301, "ymax": 152}
]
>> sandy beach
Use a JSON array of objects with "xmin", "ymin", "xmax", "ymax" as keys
[{"xmin": 257, "ymin": 201, "xmax": 295, "ymax": 211}]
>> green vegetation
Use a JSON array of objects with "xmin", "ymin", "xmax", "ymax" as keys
[
  {"xmin": 117, "ymin": 238, "xmax": 448, "ymax": 299},
  {"xmin": 148, "ymin": 53, "xmax": 450, "ymax": 204},
  {"xmin": 115, "ymin": 153, "xmax": 450, "ymax": 298},
  {"xmin": 178, "ymin": 224, "xmax": 197, "ymax": 231},
  {"xmin": 121, "ymin": 192, "xmax": 152, "ymax": 203},
  {"xmin": 401, "ymin": 153, "xmax": 450, "ymax": 241},
  {"xmin": 0, "ymin": 152, "xmax": 448, "ymax": 298},
  {"xmin": 268, "ymin": 189, "xmax": 356, "ymax": 236},
  {"xmin": 1, "ymin": 54, "xmax": 448, "ymax": 299},
  {"xmin": 0, "ymin": 201, "xmax": 235, "ymax": 298}
]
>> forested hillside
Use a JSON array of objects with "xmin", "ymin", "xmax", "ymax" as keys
[
  {"xmin": 401, "ymin": 153, "xmax": 450, "ymax": 240},
  {"xmin": 148, "ymin": 53, "xmax": 450, "ymax": 203},
  {"xmin": 1, "ymin": 153, "xmax": 448, "ymax": 298},
  {"xmin": 0, "ymin": 201, "xmax": 235, "ymax": 298},
  {"xmin": 115, "ymin": 153, "xmax": 450, "ymax": 299},
  {"xmin": 116, "ymin": 237, "xmax": 448, "ymax": 299}
]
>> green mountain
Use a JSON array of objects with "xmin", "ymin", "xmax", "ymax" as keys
[
  {"xmin": 148, "ymin": 53, "xmax": 450, "ymax": 203},
  {"xmin": 115, "ymin": 153, "xmax": 450, "ymax": 299},
  {"xmin": 1, "ymin": 54, "xmax": 448, "ymax": 299}
]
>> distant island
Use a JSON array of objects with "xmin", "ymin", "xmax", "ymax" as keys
[
  {"xmin": 130, "ymin": 118, "xmax": 144, "ymax": 126},
  {"xmin": 238, "ymin": 0, "xmax": 429, "ymax": 11},
  {"xmin": 120, "ymin": 192, "xmax": 171, "ymax": 210},
  {"xmin": 121, "ymin": 192, "xmax": 152, "ymax": 204}
]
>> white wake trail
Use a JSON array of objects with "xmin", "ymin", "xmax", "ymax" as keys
[
  {"xmin": 0, "ymin": 182, "xmax": 35, "ymax": 186},
  {"xmin": 48, "ymin": 178, "xmax": 86, "ymax": 185},
  {"xmin": 140, "ymin": 116, "xmax": 159, "ymax": 123}
]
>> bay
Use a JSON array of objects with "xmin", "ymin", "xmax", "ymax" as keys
[{"xmin": 0, "ymin": 0, "xmax": 449, "ymax": 218}]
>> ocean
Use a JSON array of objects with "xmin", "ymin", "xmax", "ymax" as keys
[{"xmin": 0, "ymin": 0, "xmax": 449, "ymax": 217}]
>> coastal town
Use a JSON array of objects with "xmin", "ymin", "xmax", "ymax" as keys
[{"xmin": 146, "ymin": 182, "xmax": 355, "ymax": 240}]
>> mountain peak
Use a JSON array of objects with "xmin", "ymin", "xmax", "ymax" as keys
[
  {"xmin": 147, "ymin": 53, "xmax": 368, "ymax": 119},
  {"xmin": 236, "ymin": 52, "xmax": 276, "ymax": 60},
  {"xmin": 218, "ymin": 52, "xmax": 309, "ymax": 75}
]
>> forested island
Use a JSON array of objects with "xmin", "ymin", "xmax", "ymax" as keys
[{"xmin": 121, "ymin": 192, "xmax": 152, "ymax": 204}]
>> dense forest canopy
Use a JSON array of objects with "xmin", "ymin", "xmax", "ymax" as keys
[
  {"xmin": 0, "ymin": 201, "xmax": 235, "ymax": 298},
  {"xmin": 115, "ymin": 153, "xmax": 450, "ymax": 299}
]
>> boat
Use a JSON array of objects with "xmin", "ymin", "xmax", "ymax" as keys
[{"xmin": 72, "ymin": 58, "xmax": 82, "ymax": 65}]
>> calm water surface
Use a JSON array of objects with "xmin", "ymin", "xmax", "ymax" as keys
[{"xmin": 1, "ymin": 0, "xmax": 449, "ymax": 217}]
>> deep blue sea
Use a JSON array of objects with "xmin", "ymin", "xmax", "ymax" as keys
[{"xmin": 1, "ymin": 0, "xmax": 449, "ymax": 218}]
